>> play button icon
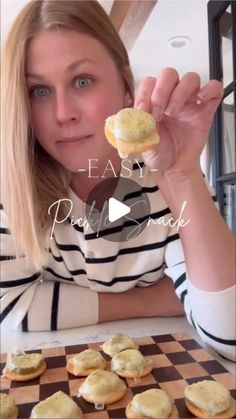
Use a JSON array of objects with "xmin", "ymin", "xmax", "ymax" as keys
[
  {"xmin": 85, "ymin": 177, "xmax": 151, "ymax": 243},
  {"xmin": 108, "ymin": 198, "xmax": 131, "ymax": 222}
]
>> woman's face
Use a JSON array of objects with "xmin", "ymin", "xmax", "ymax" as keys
[{"xmin": 26, "ymin": 29, "xmax": 129, "ymax": 173}]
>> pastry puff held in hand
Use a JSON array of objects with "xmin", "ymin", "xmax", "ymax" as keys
[{"xmin": 104, "ymin": 108, "xmax": 160, "ymax": 158}]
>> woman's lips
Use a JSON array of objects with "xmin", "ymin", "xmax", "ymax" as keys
[{"xmin": 57, "ymin": 135, "xmax": 92, "ymax": 144}]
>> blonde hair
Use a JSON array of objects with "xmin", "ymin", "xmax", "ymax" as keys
[{"xmin": 1, "ymin": 0, "xmax": 134, "ymax": 270}]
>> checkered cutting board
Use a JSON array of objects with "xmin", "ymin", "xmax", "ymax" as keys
[{"xmin": 1, "ymin": 333, "xmax": 235, "ymax": 418}]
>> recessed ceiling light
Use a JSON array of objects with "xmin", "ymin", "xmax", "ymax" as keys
[{"xmin": 168, "ymin": 36, "xmax": 192, "ymax": 48}]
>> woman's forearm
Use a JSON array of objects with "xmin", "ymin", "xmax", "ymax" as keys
[
  {"xmin": 98, "ymin": 275, "xmax": 184, "ymax": 322},
  {"xmin": 156, "ymin": 167, "xmax": 235, "ymax": 291}
]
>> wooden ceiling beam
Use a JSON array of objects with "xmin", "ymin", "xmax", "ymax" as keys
[
  {"xmin": 110, "ymin": 0, "xmax": 157, "ymax": 51},
  {"xmin": 110, "ymin": 1, "xmax": 133, "ymax": 32}
]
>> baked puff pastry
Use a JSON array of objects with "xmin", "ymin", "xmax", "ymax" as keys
[
  {"xmin": 111, "ymin": 348, "xmax": 153, "ymax": 379},
  {"xmin": 101, "ymin": 334, "xmax": 137, "ymax": 357},
  {"xmin": 66, "ymin": 348, "xmax": 107, "ymax": 376},
  {"xmin": 3, "ymin": 350, "xmax": 46, "ymax": 382},
  {"xmin": 0, "ymin": 393, "xmax": 18, "ymax": 419},
  {"xmin": 184, "ymin": 380, "xmax": 236, "ymax": 418},
  {"xmin": 79, "ymin": 369, "xmax": 127, "ymax": 407},
  {"xmin": 126, "ymin": 388, "xmax": 179, "ymax": 419},
  {"xmin": 30, "ymin": 391, "xmax": 82, "ymax": 418}
]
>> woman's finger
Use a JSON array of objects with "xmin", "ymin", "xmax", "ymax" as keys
[
  {"xmin": 164, "ymin": 72, "xmax": 201, "ymax": 116},
  {"xmin": 197, "ymin": 79, "xmax": 224, "ymax": 101},
  {"xmin": 150, "ymin": 67, "xmax": 179, "ymax": 121},
  {"xmin": 134, "ymin": 77, "xmax": 156, "ymax": 112}
]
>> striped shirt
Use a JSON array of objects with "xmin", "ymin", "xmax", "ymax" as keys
[{"xmin": 1, "ymin": 158, "xmax": 235, "ymax": 360}]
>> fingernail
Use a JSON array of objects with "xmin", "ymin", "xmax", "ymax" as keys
[
  {"xmin": 136, "ymin": 102, "xmax": 147, "ymax": 111},
  {"xmin": 152, "ymin": 106, "xmax": 162, "ymax": 121},
  {"xmin": 165, "ymin": 102, "xmax": 176, "ymax": 116},
  {"xmin": 197, "ymin": 90, "xmax": 207, "ymax": 100}
]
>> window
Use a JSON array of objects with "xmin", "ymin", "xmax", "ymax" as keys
[{"xmin": 208, "ymin": 1, "xmax": 236, "ymax": 233}]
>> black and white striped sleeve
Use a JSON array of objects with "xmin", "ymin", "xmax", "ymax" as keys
[
  {"xmin": 0, "ymin": 206, "xmax": 98, "ymax": 331},
  {"xmin": 163, "ymin": 179, "xmax": 236, "ymax": 361}
]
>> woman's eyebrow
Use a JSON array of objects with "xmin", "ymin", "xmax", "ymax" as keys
[{"xmin": 26, "ymin": 58, "xmax": 96, "ymax": 80}]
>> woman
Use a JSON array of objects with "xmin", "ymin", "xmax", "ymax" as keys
[{"xmin": 1, "ymin": 0, "xmax": 235, "ymax": 361}]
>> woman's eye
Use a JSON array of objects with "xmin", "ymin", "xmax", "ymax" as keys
[
  {"xmin": 30, "ymin": 87, "xmax": 50, "ymax": 98},
  {"xmin": 74, "ymin": 77, "xmax": 92, "ymax": 89}
]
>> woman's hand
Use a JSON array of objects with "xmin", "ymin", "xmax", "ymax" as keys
[
  {"xmin": 99, "ymin": 275, "xmax": 184, "ymax": 322},
  {"xmin": 134, "ymin": 68, "xmax": 223, "ymax": 176}
]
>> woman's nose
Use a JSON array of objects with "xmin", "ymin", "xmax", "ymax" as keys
[{"xmin": 54, "ymin": 92, "xmax": 79, "ymax": 124}]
